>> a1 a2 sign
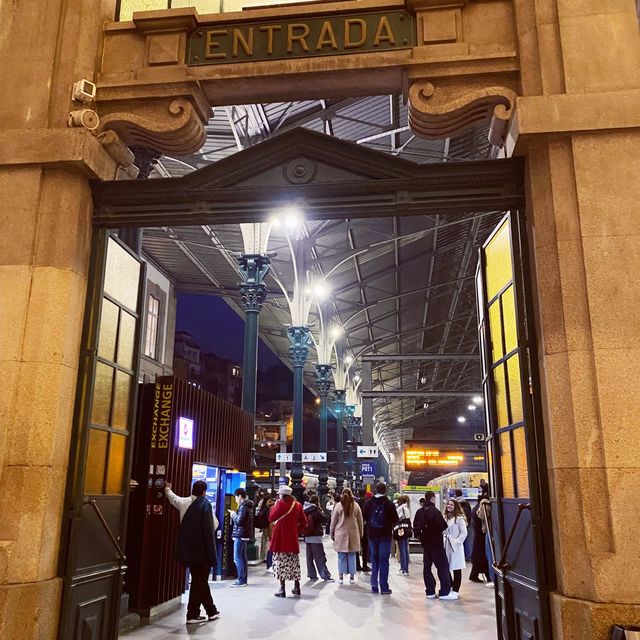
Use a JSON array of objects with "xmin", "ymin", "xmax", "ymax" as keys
[
  {"xmin": 275, "ymin": 452, "xmax": 327, "ymax": 463},
  {"xmin": 357, "ymin": 446, "xmax": 379, "ymax": 458}
]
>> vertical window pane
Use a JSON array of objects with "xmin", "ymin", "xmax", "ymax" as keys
[
  {"xmin": 97, "ymin": 299, "xmax": 119, "ymax": 362},
  {"xmin": 484, "ymin": 218, "xmax": 513, "ymax": 301},
  {"xmin": 85, "ymin": 428, "xmax": 108, "ymax": 494},
  {"xmin": 104, "ymin": 238, "xmax": 140, "ymax": 311},
  {"xmin": 489, "ymin": 300, "xmax": 504, "ymax": 364},
  {"xmin": 493, "ymin": 363, "xmax": 509, "ymax": 428},
  {"xmin": 144, "ymin": 295, "xmax": 159, "ymax": 359},
  {"xmin": 112, "ymin": 370, "xmax": 133, "ymax": 430},
  {"xmin": 118, "ymin": 0, "xmax": 168, "ymax": 22},
  {"xmin": 106, "ymin": 433, "xmax": 127, "ymax": 495},
  {"xmin": 500, "ymin": 431, "xmax": 515, "ymax": 498},
  {"xmin": 513, "ymin": 427, "xmax": 530, "ymax": 498},
  {"xmin": 91, "ymin": 362, "xmax": 114, "ymax": 426},
  {"xmin": 507, "ymin": 354, "xmax": 524, "ymax": 425},
  {"xmin": 502, "ymin": 285, "xmax": 518, "ymax": 355},
  {"xmin": 117, "ymin": 311, "xmax": 136, "ymax": 370}
]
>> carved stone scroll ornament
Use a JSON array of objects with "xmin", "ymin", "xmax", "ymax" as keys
[
  {"xmin": 97, "ymin": 97, "xmax": 207, "ymax": 156},
  {"xmin": 408, "ymin": 82, "xmax": 518, "ymax": 147}
]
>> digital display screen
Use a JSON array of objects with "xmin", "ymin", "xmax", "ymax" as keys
[
  {"xmin": 403, "ymin": 441, "xmax": 486, "ymax": 472},
  {"xmin": 178, "ymin": 416, "xmax": 194, "ymax": 449}
]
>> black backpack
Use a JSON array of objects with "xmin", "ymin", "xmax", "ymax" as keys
[{"xmin": 369, "ymin": 501, "xmax": 386, "ymax": 529}]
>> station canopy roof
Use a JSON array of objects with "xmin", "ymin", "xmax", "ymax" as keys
[{"xmin": 140, "ymin": 95, "xmax": 503, "ymax": 458}]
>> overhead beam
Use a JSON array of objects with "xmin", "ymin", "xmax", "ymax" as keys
[
  {"xmin": 361, "ymin": 390, "xmax": 480, "ymax": 398},
  {"xmin": 361, "ymin": 354, "xmax": 480, "ymax": 362}
]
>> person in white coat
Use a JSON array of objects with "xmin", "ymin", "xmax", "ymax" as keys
[
  {"xmin": 443, "ymin": 498, "xmax": 468, "ymax": 599},
  {"xmin": 166, "ymin": 482, "xmax": 219, "ymax": 529}
]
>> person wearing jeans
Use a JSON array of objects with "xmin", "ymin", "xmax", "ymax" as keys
[
  {"xmin": 303, "ymin": 495, "xmax": 334, "ymax": 581},
  {"xmin": 362, "ymin": 482, "xmax": 399, "ymax": 595},
  {"xmin": 231, "ymin": 488, "xmax": 254, "ymax": 587},
  {"xmin": 413, "ymin": 490, "xmax": 456, "ymax": 600},
  {"xmin": 395, "ymin": 495, "xmax": 411, "ymax": 575}
]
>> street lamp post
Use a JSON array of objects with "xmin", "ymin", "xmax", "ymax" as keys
[
  {"xmin": 238, "ymin": 253, "xmax": 270, "ymax": 501},
  {"xmin": 315, "ymin": 364, "xmax": 333, "ymax": 498},
  {"xmin": 288, "ymin": 325, "xmax": 311, "ymax": 502},
  {"xmin": 334, "ymin": 389, "xmax": 346, "ymax": 493}
]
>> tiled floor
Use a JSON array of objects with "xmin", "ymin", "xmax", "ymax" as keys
[{"xmin": 121, "ymin": 542, "xmax": 497, "ymax": 640}]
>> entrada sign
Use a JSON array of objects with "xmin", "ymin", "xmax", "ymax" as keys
[{"xmin": 188, "ymin": 11, "xmax": 414, "ymax": 65}]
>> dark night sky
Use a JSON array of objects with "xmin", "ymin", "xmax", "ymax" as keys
[{"xmin": 176, "ymin": 293, "xmax": 281, "ymax": 370}]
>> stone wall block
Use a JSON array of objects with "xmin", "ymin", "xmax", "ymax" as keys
[
  {"xmin": 0, "ymin": 466, "xmax": 66, "ymax": 584},
  {"xmin": 559, "ymin": 12, "xmax": 640, "ymax": 94},
  {"xmin": 20, "ymin": 267, "xmax": 87, "ymax": 369},
  {"xmin": 0, "ymin": 578, "xmax": 62, "ymax": 640},
  {"xmin": 594, "ymin": 348, "xmax": 640, "ymax": 470},
  {"xmin": 34, "ymin": 170, "xmax": 92, "ymax": 276},
  {"xmin": 0, "ymin": 266, "xmax": 32, "ymax": 361},
  {"xmin": 0, "ymin": 167, "xmax": 41, "ymax": 266},
  {"xmin": 572, "ymin": 132, "xmax": 640, "ymax": 238},
  {"xmin": 581, "ymin": 234, "xmax": 640, "ymax": 350},
  {"xmin": 4, "ymin": 361, "xmax": 77, "ymax": 469}
]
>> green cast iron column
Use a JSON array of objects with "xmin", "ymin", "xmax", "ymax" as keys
[
  {"xmin": 334, "ymin": 389, "xmax": 346, "ymax": 493},
  {"xmin": 314, "ymin": 364, "xmax": 333, "ymax": 498}
]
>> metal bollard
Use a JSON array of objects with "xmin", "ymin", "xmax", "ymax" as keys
[{"xmin": 611, "ymin": 625, "xmax": 640, "ymax": 640}]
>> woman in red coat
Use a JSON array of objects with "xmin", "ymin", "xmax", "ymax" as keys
[{"xmin": 268, "ymin": 484, "xmax": 307, "ymax": 598}]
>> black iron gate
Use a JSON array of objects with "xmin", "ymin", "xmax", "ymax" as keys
[{"xmin": 476, "ymin": 211, "xmax": 554, "ymax": 639}]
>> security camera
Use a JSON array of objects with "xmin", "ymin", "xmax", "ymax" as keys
[
  {"xmin": 72, "ymin": 79, "xmax": 97, "ymax": 103},
  {"xmin": 68, "ymin": 109, "xmax": 100, "ymax": 131}
]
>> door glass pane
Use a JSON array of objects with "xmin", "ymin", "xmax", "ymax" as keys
[
  {"xmin": 493, "ymin": 363, "xmax": 509, "ymax": 428},
  {"xmin": 104, "ymin": 239, "xmax": 140, "ymax": 311},
  {"xmin": 489, "ymin": 300, "xmax": 504, "ymax": 363},
  {"xmin": 484, "ymin": 218, "xmax": 513, "ymax": 301},
  {"xmin": 117, "ymin": 311, "xmax": 136, "ymax": 370},
  {"xmin": 85, "ymin": 428, "xmax": 108, "ymax": 494},
  {"xmin": 97, "ymin": 299, "xmax": 119, "ymax": 362},
  {"xmin": 500, "ymin": 431, "xmax": 515, "ymax": 498},
  {"xmin": 507, "ymin": 354, "xmax": 523, "ymax": 425},
  {"xmin": 502, "ymin": 285, "xmax": 518, "ymax": 355},
  {"xmin": 106, "ymin": 433, "xmax": 127, "ymax": 495},
  {"xmin": 91, "ymin": 362, "xmax": 114, "ymax": 426},
  {"xmin": 513, "ymin": 427, "xmax": 530, "ymax": 498},
  {"xmin": 112, "ymin": 370, "xmax": 132, "ymax": 430}
]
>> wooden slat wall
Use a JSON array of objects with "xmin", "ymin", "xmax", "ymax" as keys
[{"xmin": 126, "ymin": 376, "xmax": 253, "ymax": 611}]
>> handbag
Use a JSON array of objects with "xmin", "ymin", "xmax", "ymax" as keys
[{"xmin": 393, "ymin": 518, "xmax": 413, "ymax": 540}]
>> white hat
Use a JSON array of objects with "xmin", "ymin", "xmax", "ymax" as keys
[{"xmin": 279, "ymin": 485, "xmax": 293, "ymax": 495}]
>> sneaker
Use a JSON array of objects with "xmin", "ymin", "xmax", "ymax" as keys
[
  {"xmin": 440, "ymin": 592, "xmax": 459, "ymax": 601},
  {"xmin": 308, "ymin": 576, "xmax": 319, "ymax": 581},
  {"xmin": 186, "ymin": 616, "xmax": 207, "ymax": 624},
  {"xmin": 267, "ymin": 567, "xmax": 274, "ymax": 574},
  {"xmin": 484, "ymin": 582, "xmax": 495, "ymax": 589},
  {"xmin": 469, "ymin": 577, "xmax": 484, "ymax": 583},
  {"xmin": 338, "ymin": 578, "xmax": 344, "ymax": 584},
  {"xmin": 426, "ymin": 594, "xmax": 437, "ymax": 599},
  {"xmin": 349, "ymin": 577, "xmax": 355, "ymax": 585},
  {"xmin": 361, "ymin": 567, "xmax": 371, "ymax": 572},
  {"xmin": 207, "ymin": 611, "xmax": 221, "ymax": 621},
  {"xmin": 323, "ymin": 577, "xmax": 335, "ymax": 583},
  {"xmin": 230, "ymin": 580, "xmax": 247, "ymax": 588},
  {"xmin": 381, "ymin": 589, "xmax": 393, "ymax": 595},
  {"xmin": 397, "ymin": 569, "xmax": 405, "ymax": 575}
]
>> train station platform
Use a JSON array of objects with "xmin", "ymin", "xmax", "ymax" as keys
[{"xmin": 121, "ymin": 542, "xmax": 496, "ymax": 639}]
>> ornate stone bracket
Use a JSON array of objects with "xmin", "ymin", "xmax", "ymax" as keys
[
  {"xmin": 408, "ymin": 81, "xmax": 518, "ymax": 147},
  {"xmin": 97, "ymin": 97, "xmax": 207, "ymax": 156}
]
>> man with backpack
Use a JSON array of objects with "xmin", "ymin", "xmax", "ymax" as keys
[
  {"xmin": 413, "ymin": 490, "xmax": 455, "ymax": 600},
  {"xmin": 362, "ymin": 482, "xmax": 399, "ymax": 595},
  {"xmin": 303, "ymin": 495, "xmax": 334, "ymax": 581}
]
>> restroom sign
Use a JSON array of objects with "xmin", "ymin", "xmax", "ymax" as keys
[{"xmin": 357, "ymin": 446, "xmax": 379, "ymax": 458}]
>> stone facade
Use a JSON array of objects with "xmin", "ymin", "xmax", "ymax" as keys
[{"xmin": 0, "ymin": 0, "xmax": 638, "ymax": 638}]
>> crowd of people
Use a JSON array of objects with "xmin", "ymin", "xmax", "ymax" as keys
[{"xmin": 164, "ymin": 479, "xmax": 495, "ymax": 625}]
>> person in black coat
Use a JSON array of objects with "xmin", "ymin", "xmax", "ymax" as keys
[
  {"xmin": 412, "ymin": 490, "xmax": 455, "ymax": 599},
  {"xmin": 231, "ymin": 488, "xmax": 254, "ymax": 587},
  {"xmin": 469, "ymin": 499, "xmax": 490, "ymax": 582},
  {"xmin": 176, "ymin": 480, "xmax": 219, "ymax": 625}
]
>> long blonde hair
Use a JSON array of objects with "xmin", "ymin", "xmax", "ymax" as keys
[{"xmin": 340, "ymin": 488, "xmax": 354, "ymax": 518}]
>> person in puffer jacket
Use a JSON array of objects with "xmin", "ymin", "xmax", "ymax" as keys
[{"xmin": 230, "ymin": 488, "xmax": 254, "ymax": 587}]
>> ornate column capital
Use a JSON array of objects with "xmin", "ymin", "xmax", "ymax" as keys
[
  {"xmin": 238, "ymin": 253, "xmax": 271, "ymax": 313},
  {"xmin": 288, "ymin": 326, "xmax": 311, "ymax": 367},
  {"xmin": 315, "ymin": 364, "xmax": 333, "ymax": 397},
  {"xmin": 240, "ymin": 283, "xmax": 267, "ymax": 313}
]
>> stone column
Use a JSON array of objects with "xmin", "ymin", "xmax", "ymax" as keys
[
  {"xmin": 288, "ymin": 326, "xmax": 311, "ymax": 502},
  {"xmin": 0, "ymin": 2, "xmax": 127, "ymax": 637},
  {"xmin": 510, "ymin": 0, "xmax": 640, "ymax": 636},
  {"xmin": 344, "ymin": 405, "xmax": 357, "ymax": 487},
  {"xmin": 333, "ymin": 389, "xmax": 346, "ymax": 493},
  {"xmin": 314, "ymin": 364, "xmax": 333, "ymax": 498}
]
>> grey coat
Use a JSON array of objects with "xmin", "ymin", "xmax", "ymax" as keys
[{"xmin": 330, "ymin": 501, "xmax": 364, "ymax": 553}]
